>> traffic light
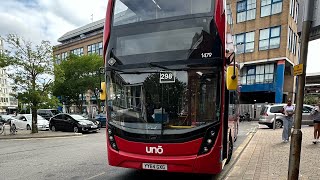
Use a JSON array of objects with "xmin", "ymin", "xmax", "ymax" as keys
[{"xmin": 100, "ymin": 82, "xmax": 106, "ymax": 101}]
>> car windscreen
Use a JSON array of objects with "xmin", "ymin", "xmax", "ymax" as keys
[
  {"xmin": 270, "ymin": 106, "xmax": 284, "ymax": 113},
  {"xmin": 70, "ymin": 115, "xmax": 87, "ymax": 121},
  {"xmin": 50, "ymin": 110, "xmax": 59, "ymax": 115}
]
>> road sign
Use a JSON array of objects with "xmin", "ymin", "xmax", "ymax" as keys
[
  {"xmin": 294, "ymin": 64, "xmax": 304, "ymax": 76},
  {"xmin": 298, "ymin": 0, "xmax": 320, "ymax": 41}
]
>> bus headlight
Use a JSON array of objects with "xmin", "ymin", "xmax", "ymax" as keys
[
  {"xmin": 198, "ymin": 126, "xmax": 218, "ymax": 155},
  {"xmin": 107, "ymin": 126, "xmax": 118, "ymax": 151}
]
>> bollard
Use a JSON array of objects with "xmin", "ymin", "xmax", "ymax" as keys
[{"xmin": 273, "ymin": 114, "xmax": 276, "ymax": 130}]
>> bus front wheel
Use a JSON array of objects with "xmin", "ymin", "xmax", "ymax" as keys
[{"xmin": 225, "ymin": 136, "xmax": 233, "ymax": 164}]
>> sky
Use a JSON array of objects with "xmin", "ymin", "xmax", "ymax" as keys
[{"xmin": 0, "ymin": 0, "xmax": 319, "ymax": 73}]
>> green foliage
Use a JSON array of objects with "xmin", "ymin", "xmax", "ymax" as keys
[
  {"xmin": 304, "ymin": 94, "xmax": 319, "ymax": 105},
  {"xmin": 0, "ymin": 34, "xmax": 55, "ymax": 133},
  {"xmin": 53, "ymin": 54, "xmax": 103, "ymax": 111}
]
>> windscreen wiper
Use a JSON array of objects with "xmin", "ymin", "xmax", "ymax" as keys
[
  {"xmin": 149, "ymin": 62, "xmax": 170, "ymax": 70},
  {"xmin": 106, "ymin": 67, "xmax": 155, "ymax": 74},
  {"xmin": 105, "ymin": 66, "xmax": 123, "ymax": 72}
]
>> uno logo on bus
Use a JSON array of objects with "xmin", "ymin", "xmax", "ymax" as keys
[
  {"xmin": 201, "ymin": 52, "xmax": 212, "ymax": 58},
  {"xmin": 146, "ymin": 146, "xmax": 164, "ymax": 154}
]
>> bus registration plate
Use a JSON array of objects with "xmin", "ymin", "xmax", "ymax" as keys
[{"xmin": 142, "ymin": 163, "xmax": 168, "ymax": 171}]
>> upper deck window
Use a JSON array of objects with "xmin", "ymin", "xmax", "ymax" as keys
[{"xmin": 113, "ymin": 0, "xmax": 213, "ymax": 26}]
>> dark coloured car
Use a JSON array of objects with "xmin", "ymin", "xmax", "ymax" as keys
[
  {"xmin": 49, "ymin": 114, "xmax": 99, "ymax": 133},
  {"xmin": 37, "ymin": 109, "xmax": 60, "ymax": 120}
]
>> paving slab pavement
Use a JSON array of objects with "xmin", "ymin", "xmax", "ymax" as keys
[
  {"xmin": 0, "ymin": 126, "xmax": 82, "ymax": 140},
  {"xmin": 225, "ymin": 126, "xmax": 320, "ymax": 180}
]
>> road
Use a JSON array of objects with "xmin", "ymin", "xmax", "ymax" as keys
[{"xmin": 0, "ymin": 122, "xmax": 258, "ymax": 180}]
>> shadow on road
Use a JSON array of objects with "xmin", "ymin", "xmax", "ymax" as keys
[{"xmin": 107, "ymin": 170, "xmax": 216, "ymax": 180}]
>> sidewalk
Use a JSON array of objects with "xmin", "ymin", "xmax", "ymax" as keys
[
  {"xmin": 0, "ymin": 127, "xmax": 82, "ymax": 140},
  {"xmin": 226, "ymin": 126, "xmax": 320, "ymax": 180}
]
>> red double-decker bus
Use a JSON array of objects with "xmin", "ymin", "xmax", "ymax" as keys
[{"xmin": 102, "ymin": 0, "xmax": 239, "ymax": 174}]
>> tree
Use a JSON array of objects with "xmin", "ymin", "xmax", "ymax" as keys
[
  {"xmin": 0, "ymin": 34, "xmax": 54, "ymax": 133},
  {"xmin": 53, "ymin": 54, "xmax": 103, "ymax": 113}
]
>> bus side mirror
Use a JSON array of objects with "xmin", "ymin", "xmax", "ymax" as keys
[
  {"xmin": 100, "ymin": 82, "xmax": 106, "ymax": 101},
  {"xmin": 226, "ymin": 66, "xmax": 238, "ymax": 91}
]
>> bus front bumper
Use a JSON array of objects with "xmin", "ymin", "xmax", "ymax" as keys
[{"xmin": 107, "ymin": 145, "xmax": 223, "ymax": 174}]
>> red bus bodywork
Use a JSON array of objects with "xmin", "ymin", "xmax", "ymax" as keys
[{"xmin": 103, "ymin": 0, "xmax": 238, "ymax": 174}]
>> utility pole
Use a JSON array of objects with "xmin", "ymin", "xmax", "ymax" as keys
[{"xmin": 288, "ymin": 0, "xmax": 314, "ymax": 179}]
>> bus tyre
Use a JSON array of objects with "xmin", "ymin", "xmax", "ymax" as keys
[{"xmin": 226, "ymin": 136, "xmax": 233, "ymax": 164}]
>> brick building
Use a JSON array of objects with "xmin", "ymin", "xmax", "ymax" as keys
[
  {"xmin": 53, "ymin": 19, "xmax": 104, "ymax": 113},
  {"xmin": 53, "ymin": 19, "xmax": 104, "ymax": 63},
  {"xmin": 227, "ymin": 0, "xmax": 300, "ymax": 103}
]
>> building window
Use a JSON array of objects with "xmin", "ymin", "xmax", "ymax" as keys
[
  {"xmin": 55, "ymin": 54, "xmax": 61, "ymax": 64},
  {"xmin": 241, "ymin": 64, "xmax": 274, "ymax": 85},
  {"xmin": 290, "ymin": 0, "xmax": 298, "ymax": 23},
  {"xmin": 71, "ymin": 47, "xmax": 84, "ymax": 56},
  {"xmin": 236, "ymin": 32, "xmax": 255, "ymax": 54},
  {"xmin": 261, "ymin": 0, "xmax": 283, "ymax": 17},
  {"xmin": 294, "ymin": 2, "xmax": 299, "ymax": 23},
  {"xmin": 242, "ymin": 66, "xmax": 256, "ymax": 85},
  {"xmin": 288, "ymin": 27, "xmax": 297, "ymax": 55},
  {"xmin": 293, "ymin": 33, "xmax": 297, "ymax": 55},
  {"xmin": 259, "ymin": 26, "xmax": 281, "ymax": 50},
  {"xmin": 88, "ymin": 42, "xmax": 103, "ymax": 56},
  {"xmin": 237, "ymin": 0, "xmax": 256, "ymax": 23},
  {"xmin": 288, "ymin": 27, "xmax": 292, "ymax": 51},
  {"xmin": 290, "ymin": 0, "xmax": 295, "ymax": 17},
  {"xmin": 226, "ymin": 4, "xmax": 233, "ymax": 25},
  {"xmin": 61, "ymin": 52, "xmax": 68, "ymax": 60}
]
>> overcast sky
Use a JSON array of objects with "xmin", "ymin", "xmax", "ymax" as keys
[{"xmin": 0, "ymin": 0, "xmax": 319, "ymax": 73}]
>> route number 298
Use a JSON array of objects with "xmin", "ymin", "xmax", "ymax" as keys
[{"xmin": 159, "ymin": 71, "xmax": 176, "ymax": 84}]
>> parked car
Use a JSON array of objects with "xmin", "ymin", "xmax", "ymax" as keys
[
  {"xmin": 95, "ymin": 114, "xmax": 106, "ymax": 127},
  {"xmin": 37, "ymin": 109, "xmax": 60, "ymax": 120},
  {"xmin": 49, "ymin": 113, "xmax": 99, "ymax": 133},
  {"xmin": 259, "ymin": 104, "xmax": 315, "ymax": 128},
  {"xmin": 14, "ymin": 114, "xmax": 49, "ymax": 131}
]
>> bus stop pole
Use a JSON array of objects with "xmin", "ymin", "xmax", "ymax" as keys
[{"xmin": 288, "ymin": 1, "xmax": 314, "ymax": 179}]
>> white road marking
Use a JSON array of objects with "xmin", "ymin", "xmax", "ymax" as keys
[
  {"xmin": 86, "ymin": 172, "xmax": 106, "ymax": 180},
  {"xmin": 3, "ymin": 135, "xmax": 87, "ymax": 141}
]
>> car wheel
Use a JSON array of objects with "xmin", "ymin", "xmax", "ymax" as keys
[
  {"xmin": 226, "ymin": 136, "xmax": 234, "ymax": 164},
  {"xmin": 275, "ymin": 120, "xmax": 283, "ymax": 129},
  {"xmin": 26, "ymin": 125, "xmax": 31, "ymax": 130},
  {"xmin": 51, "ymin": 125, "xmax": 56, "ymax": 132},
  {"xmin": 73, "ymin": 126, "xmax": 79, "ymax": 133}
]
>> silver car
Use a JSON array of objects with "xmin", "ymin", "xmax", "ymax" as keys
[{"xmin": 258, "ymin": 104, "xmax": 314, "ymax": 129}]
